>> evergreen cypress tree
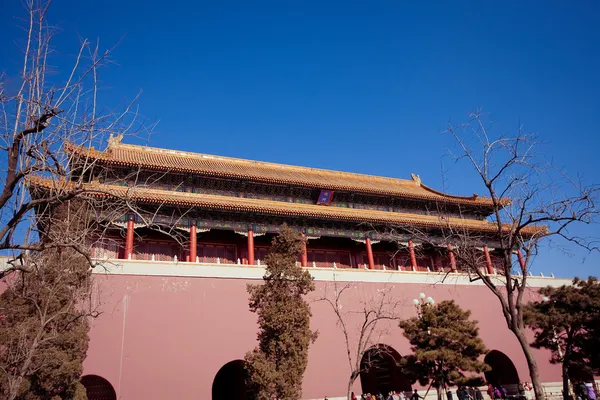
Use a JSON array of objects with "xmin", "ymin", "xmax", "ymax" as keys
[
  {"xmin": 0, "ymin": 202, "xmax": 94, "ymax": 400},
  {"xmin": 399, "ymin": 300, "xmax": 488, "ymax": 400},
  {"xmin": 0, "ymin": 248, "xmax": 91, "ymax": 400},
  {"xmin": 245, "ymin": 227, "xmax": 318, "ymax": 400},
  {"xmin": 524, "ymin": 277, "xmax": 600, "ymax": 400}
]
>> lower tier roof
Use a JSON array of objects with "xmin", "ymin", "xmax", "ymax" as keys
[{"xmin": 29, "ymin": 177, "xmax": 544, "ymax": 235}]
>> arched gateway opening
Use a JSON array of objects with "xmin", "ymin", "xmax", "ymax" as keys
[
  {"xmin": 212, "ymin": 360, "xmax": 254, "ymax": 400},
  {"xmin": 484, "ymin": 350, "xmax": 520, "ymax": 386},
  {"xmin": 360, "ymin": 345, "xmax": 412, "ymax": 396},
  {"xmin": 80, "ymin": 375, "xmax": 116, "ymax": 400}
]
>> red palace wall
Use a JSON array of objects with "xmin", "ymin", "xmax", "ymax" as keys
[{"xmin": 82, "ymin": 263, "xmax": 566, "ymax": 400}]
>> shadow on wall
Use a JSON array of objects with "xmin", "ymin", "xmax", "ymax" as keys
[
  {"xmin": 360, "ymin": 344, "xmax": 413, "ymax": 396},
  {"xmin": 212, "ymin": 359, "xmax": 255, "ymax": 400},
  {"xmin": 80, "ymin": 375, "xmax": 117, "ymax": 400}
]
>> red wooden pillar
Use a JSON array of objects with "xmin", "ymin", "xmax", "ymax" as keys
[
  {"xmin": 517, "ymin": 249, "xmax": 526, "ymax": 269},
  {"xmin": 484, "ymin": 245, "xmax": 494, "ymax": 274},
  {"xmin": 447, "ymin": 244, "xmax": 457, "ymax": 272},
  {"xmin": 301, "ymin": 233, "xmax": 308, "ymax": 267},
  {"xmin": 408, "ymin": 240, "xmax": 417, "ymax": 271},
  {"xmin": 247, "ymin": 229, "xmax": 255, "ymax": 265},
  {"xmin": 365, "ymin": 237, "xmax": 375, "ymax": 270},
  {"xmin": 189, "ymin": 224, "xmax": 197, "ymax": 262},
  {"xmin": 124, "ymin": 215, "xmax": 134, "ymax": 260}
]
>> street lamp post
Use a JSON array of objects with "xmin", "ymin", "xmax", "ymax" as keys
[
  {"xmin": 542, "ymin": 296, "xmax": 564, "ymax": 359},
  {"xmin": 542, "ymin": 296, "xmax": 569, "ymax": 399},
  {"xmin": 413, "ymin": 293, "xmax": 439, "ymax": 396},
  {"xmin": 413, "ymin": 293, "xmax": 435, "ymax": 325},
  {"xmin": 413, "ymin": 293, "xmax": 435, "ymax": 307}
]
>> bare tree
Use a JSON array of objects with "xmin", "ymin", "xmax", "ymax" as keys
[
  {"xmin": 386, "ymin": 111, "xmax": 599, "ymax": 400},
  {"xmin": 0, "ymin": 0, "xmax": 144, "ymax": 277},
  {"xmin": 0, "ymin": 2, "xmax": 153, "ymax": 398},
  {"xmin": 0, "ymin": 202, "xmax": 101, "ymax": 400},
  {"xmin": 316, "ymin": 279, "xmax": 405, "ymax": 399}
]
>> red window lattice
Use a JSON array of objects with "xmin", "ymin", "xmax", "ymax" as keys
[
  {"xmin": 90, "ymin": 241, "xmax": 120, "ymax": 260},
  {"xmin": 196, "ymin": 244, "xmax": 236, "ymax": 264},
  {"xmin": 134, "ymin": 241, "xmax": 182, "ymax": 262},
  {"xmin": 307, "ymin": 250, "xmax": 352, "ymax": 268}
]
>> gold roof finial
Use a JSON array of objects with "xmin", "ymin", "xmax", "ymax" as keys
[
  {"xmin": 107, "ymin": 133, "xmax": 124, "ymax": 148},
  {"xmin": 411, "ymin": 173, "xmax": 422, "ymax": 185}
]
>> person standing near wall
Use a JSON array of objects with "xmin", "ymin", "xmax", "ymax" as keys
[{"xmin": 585, "ymin": 383, "xmax": 596, "ymax": 400}]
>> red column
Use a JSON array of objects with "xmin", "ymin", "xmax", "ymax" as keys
[
  {"xmin": 301, "ymin": 233, "xmax": 308, "ymax": 267},
  {"xmin": 124, "ymin": 215, "xmax": 134, "ymax": 259},
  {"xmin": 247, "ymin": 229, "xmax": 255, "ymax": 265},
  {"xmin": 408, "ymin": 240, "xmax": 417, "ymax": 271},
  {"xmin": 447, "ymin": 245, "xmax": 457, "ymax": 272},
  {"xmin": 517, "ymin": 249, "xmax": 526, "ymax": 269},
  {"xmin": 189, "ymin": 224, "xmax": 197, "ymax": 262},
  {"xmin": 433, "ymin": 254, "xmax": 442, "ymax": 272},
  {"xmin": 484, "ymin": 245, "xmax": 494, "ymax": 274},
  {"xmin": 365, "ymin": 237, "xmax": 375, "ymax": 270}
]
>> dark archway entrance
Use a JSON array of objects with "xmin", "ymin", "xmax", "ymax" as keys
[
  {"xmin": 360, "ymin": 344, "xmax": 413, "ymax": 396},
  {"xmin": 212, "ymin": 359, "xmax": 254, "ymax": 400},
  {"xmin": 484, "ymin": 350, "xmax": 520, "ymax": 386},
  {"xmin": 80, "ymin": 375, "xmax": 117, "ymax": 400}
]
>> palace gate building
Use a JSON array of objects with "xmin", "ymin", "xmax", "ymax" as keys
[{"xmin": 35, "ymin": 137, "xmax": 586, "ymax": 399}]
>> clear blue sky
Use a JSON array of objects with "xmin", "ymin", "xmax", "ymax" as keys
[{"xmin": 2, "ymin": 1, "xmax": 599, "ymax": 278}]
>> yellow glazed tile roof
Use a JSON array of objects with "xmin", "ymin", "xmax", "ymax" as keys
[
  {"xmin": 65, "ymin": 140, "xmax": 507, "ymax": 207},
  {"xmin": 28, "ymin": 177, "xmax": 541, "ymax": 235}
]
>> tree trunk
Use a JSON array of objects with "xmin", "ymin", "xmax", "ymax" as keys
[
  {"xmin": 7, "ymin": 375, "xmax": 23, "ymax": 400},
  {"xmin": 347, "ymin": 375, "xmax": 356, "ymax": 400},
  {"xmin": 514, "ymin": 328, "xmax": 545, "ymax": 400},
  {"xmin": 437, "ymin": 383, "xmax": 444, "ymax": 400},
  {"xmin": 562, "ymin": 363, "xmax": 570, "ymax": 400},
  {"xmin": 8, "ymin": 328, "xmax": 44, "ymax": 400}
]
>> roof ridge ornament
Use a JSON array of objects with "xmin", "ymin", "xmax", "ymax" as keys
[
  {"xmin": 107, "ymin": 133, "xmax": 124, "ymax": 149},
  {"xmin": 410, "ymin": 173, "xmax": 422, "ymax": 185}
]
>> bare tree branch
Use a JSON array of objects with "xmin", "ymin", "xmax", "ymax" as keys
[
  {"xmin": 380, "ymin": 110, "xmax": 599, "ymax": 400},
  {"xmin": 316, "ymin": 277, "xmax": 406, "ymax": 399}
]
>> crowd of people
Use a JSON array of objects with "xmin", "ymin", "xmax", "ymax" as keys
[
  {"xmin": 486, "ymin": 383, "xmax": 511, "ymax": 400},
  {"xmin": 344, "ymin": 386, "xmax": 502, "ymax": 400},
  {"xmin": 348, "ymin": 389, "xmax": 422, "ymax": 400},
  {"xmin": 347, "ymin": 388, "xmax": 485, "ymax": 400},
  {"xmin": 456, "ymin": 386, "xmax": 485, "ymax": 400},
  {"xmin": 328, "ymin": 381, "xmax": 598, "ymax": 400}
]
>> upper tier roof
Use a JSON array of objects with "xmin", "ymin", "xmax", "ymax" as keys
[{"xmin": 65, "ymin": 138, "xmax": 507, "ymax": 208}]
